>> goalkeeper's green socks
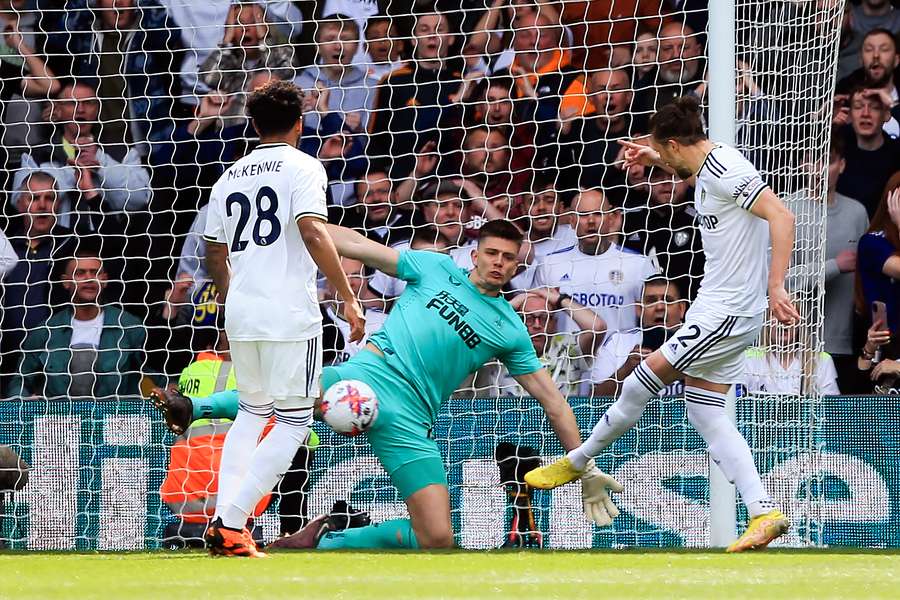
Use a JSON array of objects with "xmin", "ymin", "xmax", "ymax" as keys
[
  {"xmin": 317, "ymin": 519, "xmax": 418, "ymax": 550},
  {"xmin": 191, "ymin": 389, "xmax": 239, "ymax": 421}
]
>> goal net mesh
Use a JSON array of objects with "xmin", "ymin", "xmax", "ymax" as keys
[{"xmin": 0, "ymin": 0, "xmax": 846, "ymax": 550}]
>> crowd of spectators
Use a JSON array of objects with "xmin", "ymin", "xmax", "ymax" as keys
[{"xmin": 0, "ymin": 0, "xmax": 899, "ymax": 405}]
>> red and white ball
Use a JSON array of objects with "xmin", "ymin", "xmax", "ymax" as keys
[{"xmin": 321, "ymin": 380, "xmax": 379, "ymax": 436}]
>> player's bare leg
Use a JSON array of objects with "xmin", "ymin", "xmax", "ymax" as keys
[{"xmin": 404, "ymin": 484, "xmax": 453, "ymax": 549}]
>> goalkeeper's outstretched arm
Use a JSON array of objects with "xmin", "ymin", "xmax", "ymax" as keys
[
  {"xmin": 326, "ymin": 224, "xmax": 400, "ymax": 276},
  {"xmin": 516, "ymin": 368, "xmax": 624, "ymax": 528},
  {"xmin": 513, "ymin": 369, "xmax": 582, "ymax": 451}
]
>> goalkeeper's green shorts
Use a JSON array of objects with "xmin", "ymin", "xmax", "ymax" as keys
[{"xmin": 321, "ymin": 350, "xmax": 447, "ymax": 499}]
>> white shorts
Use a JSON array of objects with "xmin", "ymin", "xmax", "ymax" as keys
[
  {"xmin": 230, "ymin": 337, "xmax": 322, "ymax": 407},
  {"xmin": 660, "ymin": 310, "xmax": 764, "ymax": 384}
]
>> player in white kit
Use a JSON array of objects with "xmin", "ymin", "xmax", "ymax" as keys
[
  {"xmin": 526, "ymin": 96, "xmax": 801, "ymax": 552},
  {"xmin": 201, "ymin": 80, "xmax": 365, "ymax": 557}
]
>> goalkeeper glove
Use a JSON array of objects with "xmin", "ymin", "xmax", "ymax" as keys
[{"xmin": 581, "ymin": 464, "xmax": 624, "ymax": 527}]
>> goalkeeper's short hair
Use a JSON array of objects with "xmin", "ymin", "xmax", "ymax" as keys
[{"xmin": 477, "ymin": 219, "xmax": 523, "ymax": 247}]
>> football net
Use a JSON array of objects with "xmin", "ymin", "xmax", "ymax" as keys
[{"xmin": 0, "ymin": 1, "xmax": 844, "ymax": 550}]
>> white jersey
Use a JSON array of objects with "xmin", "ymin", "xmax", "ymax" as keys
[
  {"xmin": 326, "ymin": 304, "xmax": 389, "ymax": 364},
  {"xmin": 203, "ymin": 142, "xmax": 328, "ymax": 342},
  {"xmin": 448, "ymin": 241, "xmax": 477, "ymax": 269},
  {"xmin": 534, "ymin": 224, "xmax": 578, "ymax": 256},
  {"xmin": 591, "ymin": 328, "xmax": 683, "ymax": 397},
  {"xmin": 372, "ymin": 241, "xmax": 478, "ymax": 298},
  {"xmin": 692, "ymin": 143, "xmax": 770, "ymax": 317},
  {"xmin": 533, "ymin": 243, "xmax": 657, "ymax": 334},
  {"xmin": 743, "ymin": 348, "xmax": 839, "ymax": 395},
  {"xmin": 516, "ymin": 224, "xmax": 578, "ymax": 289}
]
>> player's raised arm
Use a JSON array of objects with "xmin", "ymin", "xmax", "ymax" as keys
[
  {"xmin": 620, "ymin": 139, "xmax": 666, "ymax": 172},
  {"xmin": 749, "ymin": 190, "xmax": 800, "ymax": 325},
  {"xmin": 620, "ymin": 137, "xmax": 696, "ymax": 187},
  {"xmin": 325, "ymin": 224, "xmax": 401, "ymax": 276},
  {"xmin": 299, "ymin": 217, "xmax": 366, "ymax": 342}
]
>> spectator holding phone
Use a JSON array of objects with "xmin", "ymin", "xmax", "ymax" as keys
[
  {"xmin": 858, "ymin": 301, "xmax": 900, "ymax": 393},
  {"xmin": 856, "ymin": 173, "xmax": 900, "ymax": 392}
]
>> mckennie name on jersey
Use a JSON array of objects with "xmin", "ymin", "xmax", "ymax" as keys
[{"xmin": 203, "ymin": 142, "xmax": 328, "ymax": 342}]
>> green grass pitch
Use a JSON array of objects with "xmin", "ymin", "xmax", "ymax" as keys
[{"xmin": 2, "ymin": 550, "xmax": 899, "ymax": 599}]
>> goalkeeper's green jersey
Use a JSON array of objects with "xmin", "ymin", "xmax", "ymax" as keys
[{"xmin": 368, "ymin": 250, "xmax": 541, "ymax": 421}]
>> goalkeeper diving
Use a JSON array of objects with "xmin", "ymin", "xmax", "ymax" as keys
[{"xmin": 254, "ymin": 219, "xmax": 620, "ymax": 550}]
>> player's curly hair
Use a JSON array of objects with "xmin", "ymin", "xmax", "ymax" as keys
[
  {"xmin": 247, "ymin": 80, "xmax": 304, "ymax": 136},
  {"xmin": 649, "ymin": 95, "xmax": 707, "ymax": 145}
]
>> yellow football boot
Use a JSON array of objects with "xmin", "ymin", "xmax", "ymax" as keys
[
  {"xmin": 524, "ymin": 456, "xmax": 584, "ymax": 490},
  {"xmin": 726, "ymin": 510, "xmax": 790, "ymax": 553}
]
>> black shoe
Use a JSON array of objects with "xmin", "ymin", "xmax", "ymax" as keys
[
  {"xmin": 325, "ymin": 500, "xmax": 371, "ymax": 531},
  {"xmin": 267, "ymin": 501, "xmax": 370, "ymax": 550},
  {"xmin": 150, "ymin": 386, "xmax": 193, "ymax": 435}
]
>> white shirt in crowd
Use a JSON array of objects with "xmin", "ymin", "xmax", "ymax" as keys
[
  {"xmin": 369, "ymin": 239, "xmax": 411, "ymax": 298},
  {"xmin": 533, "ymin": 243, "xmax": 657, "ymax": 335},
  {"xmin": 326, "ymin": 304, "xmax": 388, "ymax": 364},
  {"xmin": 743, "ymin": 349, "xmax": 840, "ymax": 396},
  {"xmin": 370, "ymin": 225, "xmax": 576, "ymax": 298},
  {"xmin": 70, "ymin": 312, "xmax": 104, "ymax": 348},
  {"xmin": 450, "ymin": 240, "xmax": 544, "ymax": 292},
  {"xmin": 0, "ymin": 228, "xmax": 18, "ymax": 278},
  {"xmin": 203, "ymin": 142, "xmax": 328, "ymax": 342},
  {"xmin": 366, "ymin": 59, "xmax": 406, "ymax": 82},
  {"xmin": 370, "ymin": 241, "xmax": 479, "ymax": 298},
  {"xmin": 591, "ymin": 328, "xmax": 684, "ymax": 397},
  {"xmin": 161, "ymin": 0, "xmax": 302, "ymax": 101},
  {"xmin": 494, "ymin": 332, "xmax": 588, "ymax": 397},
  {"xmin": 448, "ymin": 241, "xmax": 477, "ymax": 270},
  {"xmin": 744, "ymin": 348, "xmax": 841, "ymax": 396},
  {"xmin": 691, "ymin": 143, "xmax": 770, "ymax": 318},
  {"xmin": 516, "ymin": 224, "xmax": 578, "ymax": 289}
]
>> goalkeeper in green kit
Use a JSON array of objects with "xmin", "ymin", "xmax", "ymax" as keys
[{"xmin": 263, "ymin": 219, "xmax": 622, "ymax": 550}]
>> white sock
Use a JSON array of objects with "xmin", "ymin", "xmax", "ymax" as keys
[
  {"xmin": 213, "ymin": 400, "xmax": 272, "ymax": 524},
  {"xmin": 747, "ymin": 498, "xmax": 779, "ymax": 518},
  {"xmin": 568, "ymin": 363, "xmax": 663, "ymax": 470},
  {"xmin": 219, "ymin": 408, "xmax": 312, "ymax": 530},
  {"xmin": 684, "ymin": 387, "xmax": 775, "ymax": 518}
]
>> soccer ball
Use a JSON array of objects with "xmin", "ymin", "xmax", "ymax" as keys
[{"xmin": 321, "ymin": 379, "xmax": 378, "ymax": 436}]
